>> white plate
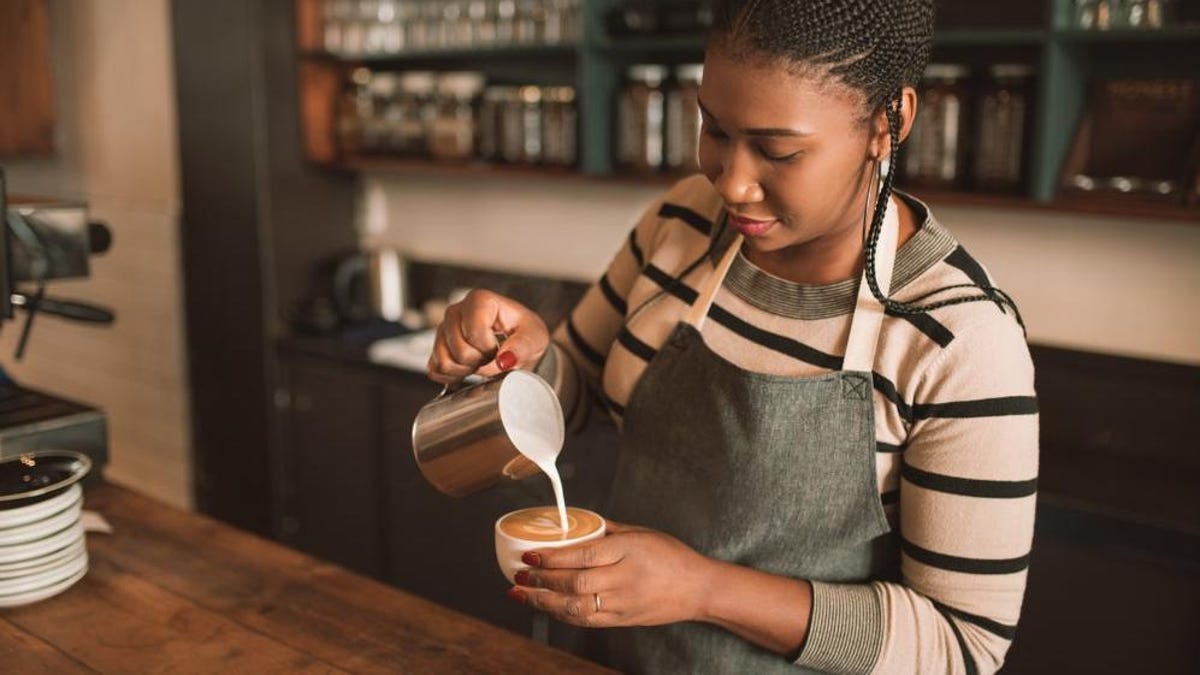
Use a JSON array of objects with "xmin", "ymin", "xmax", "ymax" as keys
[
  {"xmin": 0, "ymin": 493, "xmax": 82, "ymax": 546},
  {"xmin": 0, "ymin": 483, "xmax": 82, "ymax": 529},
  {"xmin": 0, "ymin": 520, "xmax": 83, "ymax": 565},
  {"xmin": 0, "ymin": 560, "xmax": 88, "ymax": 609},
  {"xmin": 0, "ymin": 537, "xmax": 86, "ymax": 578},
  {"xmin": 0, "ymin": 547, "xmax": 87, "ymax": 597}
]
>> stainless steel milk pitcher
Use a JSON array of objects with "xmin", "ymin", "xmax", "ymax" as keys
[{"xmin": 411, "ymin": 369, "xmax": 564, "ymax": 497}]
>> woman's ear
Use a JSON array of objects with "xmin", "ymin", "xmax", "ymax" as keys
[{"xmin": 869, "ymin": 86, "xmax": 919, "ymax": 159}]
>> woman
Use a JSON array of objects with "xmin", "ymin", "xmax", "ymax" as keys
[{"xmin": 427, "ymin": 1, "xmax": 1038, "ymax": 673}]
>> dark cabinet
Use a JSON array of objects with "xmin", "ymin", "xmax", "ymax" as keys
[{"xmin": 277, "ymin": 355, "xmax": 384, "ymax": 577}]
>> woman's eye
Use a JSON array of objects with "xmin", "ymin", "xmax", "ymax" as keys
[{"xmin": 760, "ymin": 148, "xmax": 802, "ymax": 163}]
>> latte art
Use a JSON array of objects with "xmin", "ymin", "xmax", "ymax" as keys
[{"xmin": 499, "ymin": 506, "xmax": 604, "ymax": 541}]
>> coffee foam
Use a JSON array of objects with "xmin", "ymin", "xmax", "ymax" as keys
[{"xmin": 499, "ymin": 507, "xmax": 603, "ymax": 542}]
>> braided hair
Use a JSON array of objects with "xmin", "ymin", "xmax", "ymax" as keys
[{"xmin": 709, "ymin": 0, "xmax": 1025, "ymax": 328}]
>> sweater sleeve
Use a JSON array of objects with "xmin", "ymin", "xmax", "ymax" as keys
[
  {"xmin": 795, "ymin": 312, "xmax": 1039, "ymax": 674},
  {"xmin": 538, "ymin": 194, "xmax": 669, "ymax": 431}
]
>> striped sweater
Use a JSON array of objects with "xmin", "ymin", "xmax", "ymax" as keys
[{"xmin": 540, "ymin": 175, "xmax": 1038, "ymax": 674}]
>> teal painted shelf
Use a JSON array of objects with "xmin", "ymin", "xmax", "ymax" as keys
[
  {"xmin": 1054, "ymin": 25, "xmax": 1200, "ymax": 43},
  {"xmin": 296, "ymin": 0, "xmax": 1200, "ymax": 223}
]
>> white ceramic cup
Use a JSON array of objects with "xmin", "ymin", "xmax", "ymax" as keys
[{"xmin": 494, "ymin": 507, "xmax": 606, "ymax": 584}]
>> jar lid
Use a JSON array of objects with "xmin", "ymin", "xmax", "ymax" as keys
[
  {"xmin": 675, "ymin": 63, "xmax": 704, "ymax": 83},
  {"xmin": 989, "ymin": 63, "xmax": 1035, "ymax": 80},
  {"xmin": 399, "ymin": 71, "xmax": 437, "ymax": 95},
  {"xmin": 923, "ymin": 63, "xmax": 969, "ymax": 81},
  {"xmin": 437, "ymin": 71, "xmax": 486, "ymax": 98},
  {"xmin": 369, "ymin": 72, "xmax": 399, "ymax": 97},
  {"xmin": 628, "ymin": 64, "xmax": 669, "ymax": 86},
  {"xmin": 545, "ymin": 86, "xmax": 576, "ymax": 104},
  {"xmin": 520, "ymin": 85, "xmax": 543, "ymax": 104}
]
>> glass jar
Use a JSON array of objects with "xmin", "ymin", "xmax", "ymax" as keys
[
  {"xmin": 470, "ymin": 0, "xmax": 496, "ymax": 45},
  {"xmin": 666, "ymin": 63, "xmax": 704, "ymax": 173},
  {"xmin": 542, "ymin": 86, "xmax": 578, "ymax": 166},
  {"xmin": 498, "ymin": 86, "xmax": 526, "ymax": 163},
  {"xmin": 904, "ymin": 64, "xmax": 969, "ymax": 189},
  {"xmin": 1075, "ymin": 0, "xmax": 1114, "ymax": 29},
  {"xmin": 519, "ymin": 85, "xmax": 544, "ymax": 163},
  {"xmin": 336, "ymin": 67, "xmax": 374, "ymax": 157},
  {"xmin": 360, "ymin": 71, "xmax": 398, "ymax": 152},
  {"xmin": 322, "ymin": 0, "xmax": 355, "ymax": 54},
  {"xmin": 618, "ymin": 64, "xmax": 668, "ymax": 172},
  {"xmin": 1115, "ymin": 0, "xmax": 1173, "ymax": 27},
  {"xmin": 973, "ymin": 64, "xmax": 1034, "ymax": 191},
  {"xmin": 431, "ymin": 72, "xmax": 485, "ymax": 161},
  {"xmin": 495, "ymin": 0, "xmax": 517, "ymax": 44},
  {"xmin": 394, "ymin": 71, "xmax": 437, "ymax": 156},
  {"xmin": 477, "ymin": 86, "xmax": 506, "ymax": 161},
  {"xmin": 514, "ymin": 0, "xmax": 542, "ymax": 44}
]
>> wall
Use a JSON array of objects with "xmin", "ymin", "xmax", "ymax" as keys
[
  {"xmin": 362, "ymin": 173, "xmax": 1200, "ymax": 366},
  {"xmin": 1, "ymin": 0, "xmax": 192, "ymax": 508}
]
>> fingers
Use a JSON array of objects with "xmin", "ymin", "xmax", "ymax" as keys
[
  {"xmin": 530, "ymin": 535, "xmax": 626, "ymax": 570},
  {"xmin": 515, "ymin": 564, "xmax": 619, "ymax": 596},
  {"xmin": 426, "ymin": 289, "xmax": 549, "ymax": 383},
  {"xmin": 511, "ymin": 587, "xmax": 620, "ymax": 628}
]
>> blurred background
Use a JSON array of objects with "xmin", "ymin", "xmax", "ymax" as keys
[{"xmin": 0, "ymin": 1, "xmax": 1197, "ymax": 672}]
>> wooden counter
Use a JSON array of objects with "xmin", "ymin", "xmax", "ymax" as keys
[{"xmin": 0, "ymin": 483, "xmax": 612, "ymax": 673}]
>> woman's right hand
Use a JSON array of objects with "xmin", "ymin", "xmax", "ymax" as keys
[{"xmin": 427, "ymin": 289, "xmax": 550, "ymax": 385}]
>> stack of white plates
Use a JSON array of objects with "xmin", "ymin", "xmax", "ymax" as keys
[{"xmin": 0, "ymin": 452, "xmax": 92, "ymax": 608}]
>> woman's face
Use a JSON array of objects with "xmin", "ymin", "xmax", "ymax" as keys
[{"xmin": 697, "ymin": 47, "xmax": 880, "ymax": 266}]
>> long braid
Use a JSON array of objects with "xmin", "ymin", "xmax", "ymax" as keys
[
  {"xmin": 864, "ymin": 99, "xmax": 1026, "ymax": 330},
  {"xmin": 712, "ymin": 0, "xmax": 1025, "ymax": 332}
]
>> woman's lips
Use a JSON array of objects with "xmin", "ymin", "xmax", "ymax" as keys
[{"xmin": 728, "ymin": 214, "xmax": 777, "ymax": 237}]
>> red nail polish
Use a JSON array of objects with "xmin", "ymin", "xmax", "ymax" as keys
[
  {"xmin": 496, "ymin": 351, "xmax": 517, "ymax": 371},
  {"xmin": 522, "ymin": 551, "xmax": 541, "ymax": 567},
  {"xmin": 506, "ymin": 587, "xmax": 527, "ymax": 603},
  {"xmin": 514, "ymin": 570, "xmax": 530, "ymax": 585}
]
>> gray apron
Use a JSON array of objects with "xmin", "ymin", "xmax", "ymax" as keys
[{"xmin": 603, "ymin": 202, "xmax": 903, "ymax": 674}]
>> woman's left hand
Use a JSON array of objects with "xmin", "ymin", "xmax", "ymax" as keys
[{"xmin": 508, "ymin": 521, "xmax": 717, "ymax": 628}]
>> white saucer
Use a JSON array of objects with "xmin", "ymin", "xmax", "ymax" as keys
[
  {"xmin": 0, "ymin": 520, "xmax": 83, "ymax": 565},
  {"xmin": 0, "ymin": 559, "xmax": 88, "ymax": 609},
  {"xmin": 0, "ymin": 548, "xmax": 87, "ymax": 597},
  {"xmin": 0, "ymin": 537, "xmax": 86, "ymax": 578},
  {"xmin": 0, "ymin": 483, "xmax": 82, "ymax": 529},
  {"xmin": 0, "ymin": 493, "xmax": 82, "ymax": 546}
]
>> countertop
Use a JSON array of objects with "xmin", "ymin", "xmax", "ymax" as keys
[{"xmin": 0, "ymin": 483, "xmax": 612, "ymax": 673}]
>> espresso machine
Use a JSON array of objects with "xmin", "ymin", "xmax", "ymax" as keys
[{"xmin": 0, "ymin": 168, "xmax": 112, "ymax": 471}]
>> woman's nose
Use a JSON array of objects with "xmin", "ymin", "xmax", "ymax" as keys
[{"xmin": 710, "ymin": 148, "xmax": 764, "ymax": 205}]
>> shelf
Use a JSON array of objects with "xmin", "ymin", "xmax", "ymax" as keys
[
  {"xmin": 594, "ymin": 28, "xmax": 1049, "ymax": 54},
  {"xmin": 592, "ymin": 34, "xmax": 705, "ymax": 56},
  {"xmin": 914, "ymin": 187, "xmax": 1200, "ymax": 223},
  {"xmin": 1054, "ymin": 24, "xmax": 1200, "ymax": 43},
  {"xmin": 934, "ymin": 28, "xmax": 1047, "ymax": 46},
  {"xmin": 339, "ymin": 158, "xmax": 1200, "ymax": 223},
  {"xmin": 299, "ymin": 44, "xmax": 577, "ymax": 64}
]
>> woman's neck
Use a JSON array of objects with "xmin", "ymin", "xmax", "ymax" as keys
[{"xmin": 741, "ymin": 194, "xmax": 919, "ymax": 286}]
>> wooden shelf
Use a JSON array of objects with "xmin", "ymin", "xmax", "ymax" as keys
[
  {"xmin": 298, "ymin": 44, "xmax": 578, "ymax": 64},
  {"xmin": 914, "ymin": 187, "xmax": 1200, "ymax": 223},
  {"xmin": 338, "ymin": 157, "xmax": 1200, "ymax": 222}
]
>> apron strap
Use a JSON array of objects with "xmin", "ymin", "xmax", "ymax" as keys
[
  {"xmin": 842, "ymin": 198, "xmax": 900, "ymax": 373},
  {"xmin": 685, "ymin": 233, "xmax": 742, "ymax": 329},
  {"xmin": 685, "ymin": 197, "xmax": 900, "ymax": 374}
]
